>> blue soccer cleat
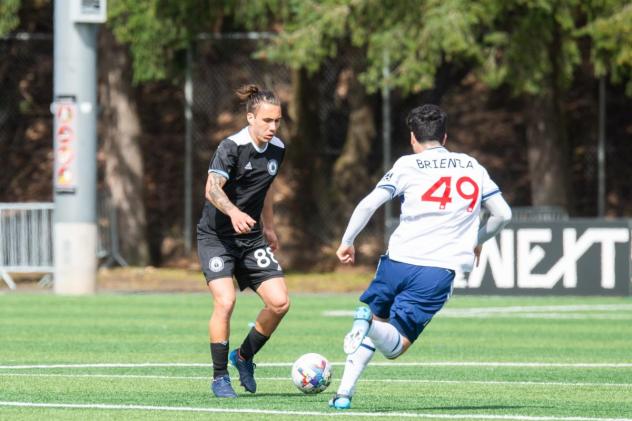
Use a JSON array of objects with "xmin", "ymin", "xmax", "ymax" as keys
[
  {"xmin": 229, "ymin": 348, "xmax": 257, "ymax": 393},
  {"xmin": 329, "ymin": 393, "xmax": 352, "ymax": 409},
  {"xmin": 211, "ymin": 375, "xmax": 237, "ymax": 398},
  {"xmin": 343, "ymin": 306, "xmax": 373, "ymax": 354}
]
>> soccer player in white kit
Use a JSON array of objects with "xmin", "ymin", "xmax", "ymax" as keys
[{"xmin": 329, "ymin": 104, "xmax": 512, "ymax": 410}]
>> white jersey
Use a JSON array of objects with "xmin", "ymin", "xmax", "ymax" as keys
[{"xmin": 377, "ymin": 146, "xmax": 500, "ymax": 272}]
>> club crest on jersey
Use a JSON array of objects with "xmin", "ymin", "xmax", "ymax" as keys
[
  {"xmin": 267, "ymin": 159, "xmax": 278, "ymax": 175},
  {"xmin": 209, "ymin": 256, "xmax": 224, "ymax": 272}
]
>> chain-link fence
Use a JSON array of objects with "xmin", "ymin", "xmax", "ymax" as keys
[
  {"xmin": 0, "ymin": 34, "xmax": 54, "ymax": 203},
  {"xmin": 189, "ymin": 35, "xmax": 387, "ymax": 267},
  {"xmin": 0, "ymin": 34, "xmax": 127, "ymax": 269},
  {"xmin": 0, "ymin": 32, "xmax": 626, "ymax": 269},
  {"xmin": 191, "ymin": 35, "xmax": 371, "ymax": 159},
  {"xmin": 191, "ymin": 35, "xmax": 294, "ymax": 181}
]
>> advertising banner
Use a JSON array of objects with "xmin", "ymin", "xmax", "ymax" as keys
[
  {"xmin": 455, "ymin": 220, "xmax": 631, "ymax": 295},
  {"xmin": 53, "ymin": 96, "xmax": 78, "ymax": 194}
]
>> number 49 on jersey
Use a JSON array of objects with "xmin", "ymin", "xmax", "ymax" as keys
[{"xmin": 421, "ymin": 176, "xmax": 479, "ymax": 212}]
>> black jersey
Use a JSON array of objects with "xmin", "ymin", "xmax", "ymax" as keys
[{"xmin": 198, "ymin": 127, "xmax": 285, "ymax": 238}]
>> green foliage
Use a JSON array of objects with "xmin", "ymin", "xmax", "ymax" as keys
[
  {"xmin": 107, "ymin": 0, "xmax": 223, "ymax": 83},
  {"xmin": 105, "ymin": 0, "xmax": 632, "ymax": 95},
  {"xmin": 479, "ymin": 1, "xmax": 581, "ymax": 96},
  {"xmin": 581, "ymin": 2, "xmax": 632, "ymax": 95},
  {"xmin": 262, "ymin": 0, "xmax": 488, "ymax": 94},
  {"xmin": 261, "ymin": 0, "xmax": 631, "ymax": 97},
  {"xmin": 226, "ymin": 0, "xmax": 291, "ymax": 30},
  {"xmin": 261, "ymin": 0, "xmax": 354, "ymax": 74},
  {"xmin": 0, "ymin": 0, "xmax": 21, "ymax": 36}
]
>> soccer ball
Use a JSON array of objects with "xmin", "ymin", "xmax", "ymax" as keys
[{"xmin": 291, "ymin": 353, "xmax": 332, "ymax": 394}]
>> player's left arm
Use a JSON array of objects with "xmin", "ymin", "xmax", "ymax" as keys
[
  {"xmin": 337, "ymin": 188, "xmax": 392, "ymax": 264},
  {"xmin": 262, "ymin": 184, "xmax": 279, "ymax": 252},
  {"xmin": 474, "ymin": 194, "xmax": 512, "ymax": 265}
]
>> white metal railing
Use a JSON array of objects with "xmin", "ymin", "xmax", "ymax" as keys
[
  {"xmin": 0, "ymin": 203, "xmax": 54, "ymax": 289},
  {"xmin": 510, "ymin": 206, "xmax": 569, "ymax": 222}
]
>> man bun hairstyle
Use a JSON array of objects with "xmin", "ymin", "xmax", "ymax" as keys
[
  {"xmin": 236, "ymin": 84, "xmax": 280, "ymax": 114},
  {"xmin": 406, "ymin": 104, "xmax": 447, "ymax": 142}
]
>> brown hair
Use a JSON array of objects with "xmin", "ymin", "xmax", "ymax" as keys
[{"xmin": 236, "ymin": 84, "xmax": 280, "ymax": 114}]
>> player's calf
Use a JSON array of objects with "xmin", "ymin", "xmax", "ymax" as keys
[
  {"xmin": 368, "ymin": 319, "xmax": 407, "ymax": 359},
  {"xmin": 343, "ymin": 306, "xmax": 373, "ymax": 354}
]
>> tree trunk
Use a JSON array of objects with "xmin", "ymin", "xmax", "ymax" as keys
[
  {"xmin": 331, "ymin": 65, "xmax": 376, "ymax": 219},
  {"xmin": 98, "ymin": 29, "xmax": 149, "ymax": 265},
  {"xmin": 525, "ymin": 12, "xmax": 572, "ymax": 211},
  {"xmin": 525, "ymin": 93, "xmax": 569, "ymax": 209},
  {"xmin": 284, "ymin": 68, "xmax": 331, "ymax": 268}
]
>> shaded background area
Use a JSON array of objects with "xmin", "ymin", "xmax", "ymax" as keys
[{"xmin": 1, "ymin": 1, "xmax": 630, "ymax": 271}]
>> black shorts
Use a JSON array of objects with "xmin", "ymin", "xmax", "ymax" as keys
[{"xmin": 197, "ymin": 231, "xmax": 284, "ymax": 291}]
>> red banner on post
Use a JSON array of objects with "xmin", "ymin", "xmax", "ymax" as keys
[{"xmin": 53, "ymin": 97, "xmax": 78, "ymax": 193}]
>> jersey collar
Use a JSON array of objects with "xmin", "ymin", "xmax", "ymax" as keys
[
  {"xmin": 246, "ymin": 127, "xmax": 268, "ymax": 153},
  {"xmin": 421, "ymin": 146, "xmax": 447, "ymax": 154}
]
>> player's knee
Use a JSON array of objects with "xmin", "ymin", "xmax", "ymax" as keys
[
  {"xmin": 214, "ymin": 296, "xmax": 236, "ymax": 315},
  {"xmin": 382, "ymin": 335, "xmax": 411, "ymax": 359},
  {"xmin": 384, "ymin": 346, "xmax": 406, "ymax": 359},
  {"xmin": 382, "ymin": 346, "xmax": 404, "ymax": 359},
  {"xmin": 270, "ymin": 296, "xmax": 290, "ymax": 316}
]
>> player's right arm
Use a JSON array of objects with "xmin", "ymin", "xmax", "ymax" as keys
[
  {"xmin": 474, "ymin": 193, "xmax": 512, "ymax": 266},
  {"xmin": 337, "ymin": 187, "xmax": 392, "ymax": 264},
  {"xmin": 205, "ymin": 172, "xmax": 256, "ymax": 234}
]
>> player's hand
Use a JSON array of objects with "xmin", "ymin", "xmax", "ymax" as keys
[
  {"xmin": 336, "ymin": 244, "xmax": 355, "ymax": 265},
  {"xmin": 264, "ymin": 228, "xmax": 279, "ymax": 252},
  {"xmin": 229, "ymin": 210, "xmax": 256, "ymax": 234},
  {"xmin": 473, "ymin": 244, "xmax": 483, "ymax": 267}
]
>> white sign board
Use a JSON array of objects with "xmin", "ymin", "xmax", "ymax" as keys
[{"xmin": 71, "ymin": 0, "xmax": 107, "ymax": 24}]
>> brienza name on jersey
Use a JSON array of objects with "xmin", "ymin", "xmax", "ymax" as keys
[{"xmin": 415, "ymin": 158, "xmax": 475, "ymax": 169}]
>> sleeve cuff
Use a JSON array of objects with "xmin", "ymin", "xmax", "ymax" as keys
[
  {"xmin": 482, "ymin": 189, "xmax": 500, "ymax": 201},
  {"xmin": 378, "ymin": 184, "xmax": 396, "ymax": 197},
  {"xmin": 208, "ymin": 169, "xmax": 229, "ymax": 179}
]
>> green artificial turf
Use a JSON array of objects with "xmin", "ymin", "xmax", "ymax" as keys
[{"xmin": 1, "ymin": 292, "xmax": 631, "ymax": 420}]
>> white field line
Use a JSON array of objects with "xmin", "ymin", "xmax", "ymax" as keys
[
  {"xmin": 2, "ymin": 361, "xmax": 632, "ymax": 369},
  {"xmin": 1, "ymin": 373, "xmax": 631, "ymax": 388},
  {"xmin": 323, "ymin": 304, "xmax": 632, "ymax": 319},
  {"xmin": 443, "ymin": 304, "xmax": 632, "ymax": 314},
  {"xmin": 0, "ymin": 363, "xmax": 210, "ymax": 369},
  {"xmin": 0, "ymin": 401, "xmax": 631, "ymax": 421},
  {"xmin": 431, "ymin": 313, "xmax": 632, "ymax": 320},
  {"xmin": 499, "ymin": 314, "xmax": 632, "ymax": 320}
]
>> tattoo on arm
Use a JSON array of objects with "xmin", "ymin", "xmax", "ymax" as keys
[{"xmin": 205, "ymin": 173, "xmax": 237, "ymax": 215}]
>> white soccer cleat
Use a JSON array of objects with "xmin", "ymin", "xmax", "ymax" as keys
[{"xmin": 343, "ymin": 306, "xmax": 372, "ymax": 354}]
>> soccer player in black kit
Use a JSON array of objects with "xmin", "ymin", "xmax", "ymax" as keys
[{"xmin": 197, "ymin": 85, "xmax": 289, "ymax": 398}]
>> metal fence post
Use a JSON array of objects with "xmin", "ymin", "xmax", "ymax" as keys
[
  {"xmin": 184, "ymin": 45, "xmax": 194, "ymax": 255},
  {"xmin": 597, "ymin": 76, "xmax": 606, "ymax": 217},
  {"xmin": 53, "ymin": 1, "xmax": 104, "ymax": 294},
  {"xmin": 382, "ymin": 50, "xmax": 393, "ymax": 246}
]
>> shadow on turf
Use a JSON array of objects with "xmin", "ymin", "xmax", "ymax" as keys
[
  {"xmin": 389, "ymin": 405, "xmax": 550, "ymax": 411},
  {"xmin": 236, "ymin": 393, "xmax": 309, "ymax": 399}
]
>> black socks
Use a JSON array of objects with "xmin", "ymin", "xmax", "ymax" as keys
[
  {"xmin": 210, "ymin": 342, "xmax": 229, "ymax": 378},
  {"xmin": 239, "ymin": 328, "xmax": 269, "ymax": 361},
  {"xmin": 210, "ymin": 328, "xmax": 269, "ymax": 377}
]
